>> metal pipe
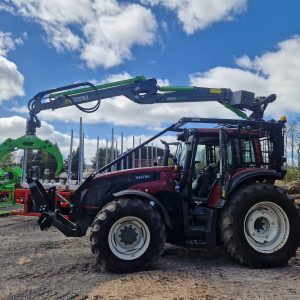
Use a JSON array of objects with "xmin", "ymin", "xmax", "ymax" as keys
[
  {"xmin": 78, "ymin": 117, "xmax": 83, "ymax": 183},
  {"xmin": 132, "ymin": 136, "xmax": 135, "ymax": 168},
  {"xmin": 146, "ymin": 144, "xmax": 149, "ymax": 167},
  {"xmin": 21, "ymin": 149, "xmax": 27, "ymax": 183},
  {"xmin": 82, "ymin": 132, "xmax": 85, "ymax": 178},
  {"xmin": 139, "ymin": 138, "xmax": 142, "ymax": 167},
  {"xmin": 151, "ymin": 142, "xmax": 154, "ymax": 166},
  {"xmin": 67, "ymin": 129, "xmax": 73, "ymax": 183},
  {"xmin": 105, "ymin": 138, "xmax": 108, "ymax": 172},
  {"xmin": 96, "ymin": 136, "xmax": 99, "ymax": 172},
  {"xmin": 115, "ymin": 140, "xmax": 118, "ymax": 170},
  {"xmin": 121, "ymin": 132, "xmax": 124, "ymax": 170},
  {"xmin": 111, "ymin": 128, "xmax": 114, "ymax": 170},
  {"xmin": 97, "ymin": 122, "xmax": 181, "ymax": 174}
]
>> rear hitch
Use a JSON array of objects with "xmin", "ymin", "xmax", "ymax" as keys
[{"xmin": 27, "ymin": 177, "xmax": 83, "ymax": 237}]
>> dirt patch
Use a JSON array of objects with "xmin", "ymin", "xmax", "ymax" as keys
[
  {"xmin": 1, "ymin": 215, "xmax": 300, "ymax": 300},
  {"xmin": 88, "ymin": 271, "xmax": 222, "ymax": 300},
  {"xmin": 17, "ymin": 257, "xmax": 32, "ymax": 265}
]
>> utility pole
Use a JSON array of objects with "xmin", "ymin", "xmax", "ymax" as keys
[
  {"xmin": 132, "ymin": 136, "xmax": 135, "ymax": 168},
  {"xmin": 67, "ymin": 129, "xmax": 73, "ymax": 184},
  {"xmin": 95, "ymin": 136, "xmax": 99, "ymax": 172},
  {"xmin": 21, "ymin": 149, "xmax": 27, "ymax": 183},
  {"xmin": 111, "ymin": 128, "xmax": 114, "ymax": 171},
  {"xmin": 78, "ymin": 117, "xmax": 83, "ymax": 183},
  {"xmin": 121, "ymin": 132, "xmax": 124, "ymax": 170},
  {"xmin": 139, "ymin": 138, "xmax": 142, "ymax": 167}
]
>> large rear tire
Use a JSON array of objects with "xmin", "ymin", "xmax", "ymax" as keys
[
  {"xmin": 90, "ymin": 198, "xmax": 165, "ymax": 272},
  {"xmin": 219, "ymin": 183, "xmax": 300, "ymax": 267}
]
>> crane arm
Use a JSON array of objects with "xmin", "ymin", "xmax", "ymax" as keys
[{"xmin": 26, "ymin": 75, "xmax": 276, "ymax": 135}]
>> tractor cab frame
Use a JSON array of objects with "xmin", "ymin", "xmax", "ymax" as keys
[{"xmin": 175, "ymin": 118, "xmax": 286, "ymax": 209}]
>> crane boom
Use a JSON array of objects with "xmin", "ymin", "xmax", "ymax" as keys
[{"xmin": 26, "ymin": 75, "xmax": 276, "ymax": 135}]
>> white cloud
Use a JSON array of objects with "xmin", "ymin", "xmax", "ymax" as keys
[
  {"xmin": 141, "ymin": 0, "xmax": 247, "ymax": 34},
  {"xmin": 0, "ymin": 31, "xmax": 25, "ymax": 103},
  {"xmin": 157, "ymin": 78, "xmax": 170, "ymax": 86},
  {"xmin": 0, "ymin": 56, "xmax": 24, "ymax": 103},
  {"xmin": 0, "ymin": 31, "xmax": 15, "ymax": 56},
  {"xmin": 0, "ymin": 31, "xmax": 27, "ymax": 55},
  {"xmin": 44, "ymin": 25, "xmax": 81, "ymax": 52},
  {"xmin": 3, "ymin": 0, "xmax": 157, "ymax": 68},
  {"xmin": 190, "ymin": 35, "xmax": 300, "ymax": 118},
  {"xmin": 81, "ymin": 3, "xmax": 157, "ymax": 68},
  {"xmin": 0, "ymin": 116, "xmax": 178, "ymax": 164}
]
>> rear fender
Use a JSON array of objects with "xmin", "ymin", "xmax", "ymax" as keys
[
  {"xmin": 113, "ymin": 189, "xmax": 172, "ymax": 229},
  {"xmin": 215, "ymin": 171, "xmax": 283, "ymax": 209},
  {"xmin": 227, "ymin": 170, "xmax": 282, "ymax": 196}
]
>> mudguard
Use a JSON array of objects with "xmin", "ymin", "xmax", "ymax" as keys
[
  {"xmin": 227, "ymin": 169, "xmax": 282, "ymax": 195},
  {"xmin": 113, "ymin": 189, "xmax": 173, "ymax": 229}
]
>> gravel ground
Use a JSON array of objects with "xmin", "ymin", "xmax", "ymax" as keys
[{"xmin": 0, "ymin": 215, "xmax": 300, "ymax": 300}]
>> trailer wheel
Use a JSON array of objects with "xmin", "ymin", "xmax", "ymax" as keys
[
  {"xmin": 219, "ymin": 183, "xmax": 300, "ymax": 267},
  {"xmin": 90, "ymin": 198, "xmax": 165, "ymax": 272}
]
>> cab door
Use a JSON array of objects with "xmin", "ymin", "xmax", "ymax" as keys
[{"xmin": 219, "ymin": 127, "xmax": 232, "ymax": 198}]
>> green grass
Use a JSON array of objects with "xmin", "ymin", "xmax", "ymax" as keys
[
  {"xmin": 0, "ymin": 210, "xmax": 10, "ymax": 216},
  {"xmin": 0, "ymin": 201, "xmax": 14, "ymax": 208},
  {"xmin": 285, "ymin": 168, "xmax": 300, "ymax": 182}
]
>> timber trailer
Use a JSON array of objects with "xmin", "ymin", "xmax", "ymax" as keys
[{"xmin": 25, "ymin": 76, "xmax": 300, "ymax": 272}]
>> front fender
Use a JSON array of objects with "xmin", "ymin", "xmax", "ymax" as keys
[{"xmin": 113, "ymin": 189, "xmax": 172, "ymax": 229}]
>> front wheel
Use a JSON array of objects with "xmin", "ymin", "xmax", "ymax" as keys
[
  {"xmin": 220, "ymin": 183, "xmax": 300, "ymax": 267},
  {"xmin": 90, "ymin": 198, "xmax": 165, "ymax": 272}
]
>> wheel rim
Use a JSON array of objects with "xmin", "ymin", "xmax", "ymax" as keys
[
  {"xmin": 108, "ymin": 216, "xmax": 150, "ymax": 260},
  {"xmin": 244, "ymin": 202, "xmax": 290, "ymax": 253}
]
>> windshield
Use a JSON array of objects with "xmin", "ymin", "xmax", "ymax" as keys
[{"xmin": 176, "ymin": 142, "xmax": 187, "ymax": 168}]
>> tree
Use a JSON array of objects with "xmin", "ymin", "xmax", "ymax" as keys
[
  {"xmin": 92, "ymin": 147, "xmax": 117, "ymax": 170},
  {"xmin": 64, "ymin": 147, "xmax": 85, "ymax": 180},
  {"xmin": 24, "ymin": 143, "xmax": 63, "ymax": 178},
  {"xmin": 0, "ymin": 153, "xmax": 14, "ymax": 168},
  {"xmin": 286, "ymin": 121, "xmax": 300, "ymax": 170}
]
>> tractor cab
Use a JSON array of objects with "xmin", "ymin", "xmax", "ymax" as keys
[{"xmin": 175, "ymin": 120, "xmax": 286, "ymax": 206}]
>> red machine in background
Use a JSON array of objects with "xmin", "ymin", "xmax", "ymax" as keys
[{"xmin": 13, "ymin": 188, "xmax": 72, "ymax": 216}]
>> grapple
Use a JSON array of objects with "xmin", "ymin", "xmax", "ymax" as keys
[
  {"xmin": 0, "ymin": 135, "xmax": 63, "ymax": 176},
  {"xmin": 0, "ymin": 166, "xmax": 22, "ymax": 185}
]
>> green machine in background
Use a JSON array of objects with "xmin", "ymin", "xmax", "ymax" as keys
[
  {"xmin": 0, "ymin": 135, "xmax": 64, "ymax": 212},
  {"xmin": 0, "ymin": 135, "xmax": 63, "ymax": 176},
  {"xmin": 0, "ymin": 166, "xmax": 22, "ymax": 207},
  {"xmin": 0, "ymin": 166, "xmax": 23, "ymax": 185}
]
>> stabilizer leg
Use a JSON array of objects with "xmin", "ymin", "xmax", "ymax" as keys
[{"xmin": 27, "ymin": 178, "xmax": 82, "ymax": 237}]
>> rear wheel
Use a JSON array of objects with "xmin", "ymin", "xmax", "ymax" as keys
[
  {"xmin": 90, "ymin": 198, "xmax": 165, "ymax": 272},
  {"xmin": 220, "ymin": 183, "xmax": 300, "ymax": 267}
]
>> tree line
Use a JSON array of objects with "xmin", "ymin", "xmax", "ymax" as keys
[{"xmin": 285, "ymin": 121, "xmax": 300, "ymax": 181}]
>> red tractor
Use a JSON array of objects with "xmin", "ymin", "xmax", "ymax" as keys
[{"xmin": 25, "ymin": 76, "xmax": 300, "ymax": 272}]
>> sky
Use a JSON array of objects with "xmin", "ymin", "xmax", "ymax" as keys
[{"xmin": 0, "ymin": 0, "xmax": 300, "ymax": 163}]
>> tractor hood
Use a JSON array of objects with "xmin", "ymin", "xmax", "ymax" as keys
[{"xmin": 81, "ymin": 166, "xmax": 179, "ymax": 213}]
